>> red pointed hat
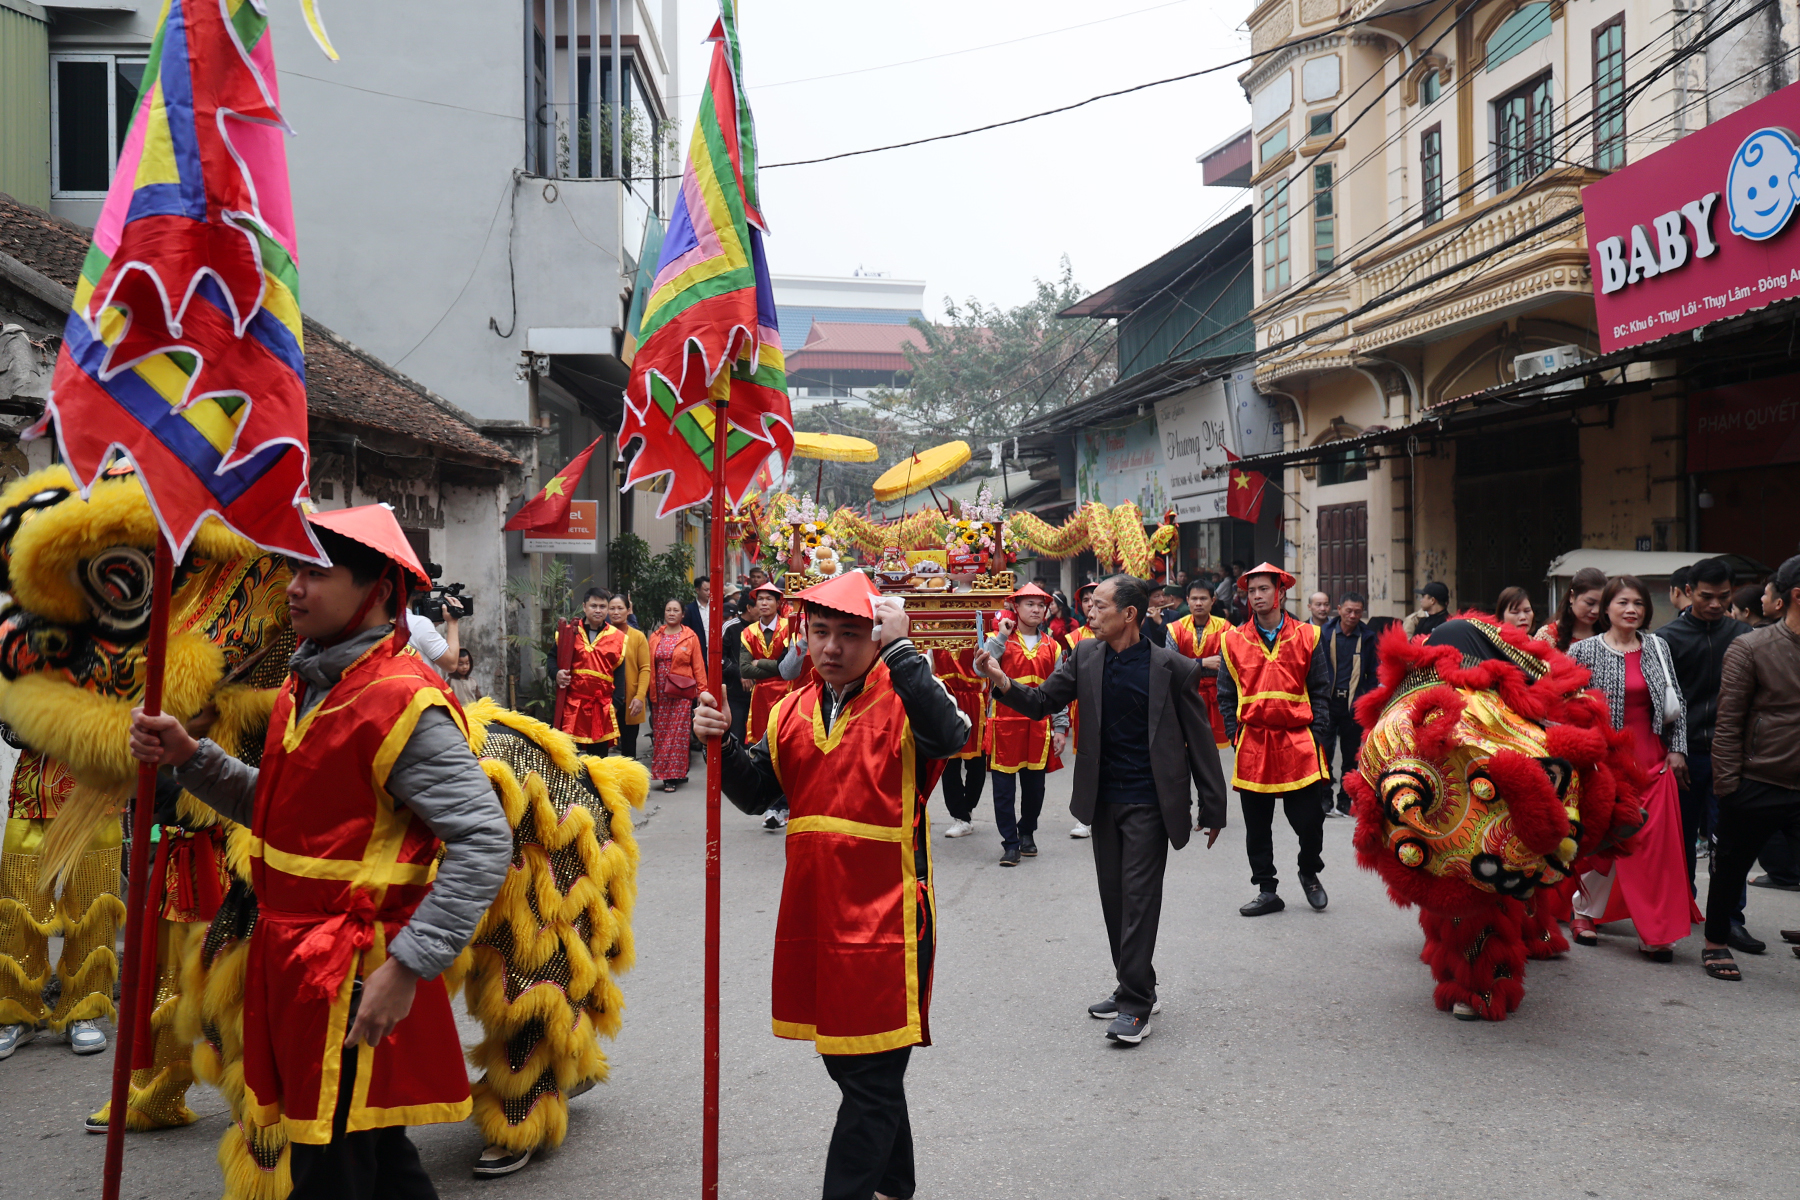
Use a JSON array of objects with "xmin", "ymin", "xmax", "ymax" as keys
[
  {"xmin": 1241, "ymin": 561, "xmax": 1296, "ymax": 591},
  {"xmin": 1007, "ymin": 581, "xmax": 1056, "ymax": 604},
  {"xmin": 308, "ymin": 504, "xmax": 432, "ymax": 588},
  {"xmin": 796, "ymin": 570, "xmax": 882, "ymax": 619},
  {"xmin": 750, "ymin": 581, "xmax": 785, "ymax": 598}
]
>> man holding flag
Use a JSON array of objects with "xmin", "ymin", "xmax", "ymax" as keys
[{"xmin": 619, "ymin": 5, "xmax": 796, "ymax": 1196}]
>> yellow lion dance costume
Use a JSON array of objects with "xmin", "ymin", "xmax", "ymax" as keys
[{"xmin": 0, "ymin": 466, "xmax": 645, "ymax": 1196}]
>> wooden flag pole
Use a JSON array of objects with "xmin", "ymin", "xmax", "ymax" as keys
[
  {"xmin": 101, "ymin": 534, "xmax": 175, "ymax": 1200},
  {"xmin": 702, "ymin": 392, "xmax": 727, "ymax": 1199}
]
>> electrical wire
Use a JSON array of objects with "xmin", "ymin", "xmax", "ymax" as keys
[{"xmin": 394, "ymin": 172, "xmax": 515, "ymax": 367}]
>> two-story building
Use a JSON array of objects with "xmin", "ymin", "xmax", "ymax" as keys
[{"xmin": 1234, "ymin": 0, "xmax": 1797, "ymax": 615}]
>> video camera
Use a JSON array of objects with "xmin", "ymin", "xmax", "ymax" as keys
[{"xmin": 409, "ymin": 561, "xmax": 476, "ymax": 622}]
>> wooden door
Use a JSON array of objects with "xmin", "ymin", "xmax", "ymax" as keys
[{"xmin": 1317, "ymin": 502, "xmax": 1368, "ymax": 604}]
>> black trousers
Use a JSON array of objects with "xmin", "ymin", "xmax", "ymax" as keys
[
  {"xmin": 289, "ymin": 1044, "xmax": 436, "ymax": 1200},
  {"xmin": 728, "ymin": 686, "xmax": 750, "ymax": 743},
  {"xmin": 939, "ymin": 757, "xmax": 986, "ymax": 822},
  {"xmin": 613, "ymin": 720, "xmax": 640, "ymax": 760},
  {"xmin": 1322, "ymin": 699, "xmax": 1363, "ymax": 812},
  {"xmin": 820, "ymin": 1046, "xmax": 914, "ymax": 1200},
  {"xmin": 1090, "ymin": 802, "xmax": 1169, "ymax": 1019},
  {"xmin": 989, "ymin": 768, "xmax": 1044, "ymax": 851},
  {"xmin": 1240, "ymin": 782, "xmax": 1328, "ymax": 892},
  {"xmin": 1706, "ymin": 778, "xmax": 1800, "ymax": 943}
]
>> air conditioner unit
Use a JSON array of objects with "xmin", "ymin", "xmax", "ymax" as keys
[{"xmin": 1512, "ymin": 344, "xmax": 1591, "ymax": 394}]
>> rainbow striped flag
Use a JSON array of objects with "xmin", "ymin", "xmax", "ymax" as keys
[
  {"xmin": 41, "ymin": 0, "xmax": 317, "ymax": 561},
  {"xmin": 619, "ymin": 1, "xmax": 792, "ymax": 519}
]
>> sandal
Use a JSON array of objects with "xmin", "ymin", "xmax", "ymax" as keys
[
  {"xmin": 662, "ymin": 782, "xmax": 677, "ymax": 793},
  {"xmin": 1701, "ymin": 947, "xmax": 1742, "ymax": 981},
  {"xmin": 1637, "ymin": 944, "xmax": 1674, "ymax": 963},
  {"xmin": 1571, "ymin": 916, "xmax": 1598, "ymax": 946}
]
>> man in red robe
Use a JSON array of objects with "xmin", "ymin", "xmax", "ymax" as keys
[
  {"xmin": 695, "ymin": 572, "xmax": 968, "ymax": 1200},
  {"xmin": 1167, "ymin": 577, "xmax": 1231, "ymax": 752},
  {"xmin": 556, "ymin": 587, "xmax": 625, "ymax": 753},
  {"xmin": 739, "ymin": 581, "xmax": 796, "ymax": 830},
  {"xmin": 982, "ymin": 582, "xmax": 1067, "ymax": 866},
  {"xmin": 1215, "ymin": 563, "xmax": 1332, "ymax": 918},
  {"xmin": 130, "ymin": 505, "xmax": 510, "ymax": 1197}
]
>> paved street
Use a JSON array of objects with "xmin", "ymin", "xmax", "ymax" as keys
[{"xmin": 4, "ymin": 757, "xmax": 1800, "ymax": 1199}]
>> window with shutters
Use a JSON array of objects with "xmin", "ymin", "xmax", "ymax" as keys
[
  {"xmin": 1262, "ymin": 179, "xmax": 1291, "ymax": 293},
  {"xmin": 1593, "ymin": 16, "xmax": 1626, "ymax": 169},
  {"xmin": 1420, "ymin": 125, "xmax": 1444, "ymax": 225},
  {"xmin": 1493, "ymin": 72, "xmax": 1554, "ymax": 193}
]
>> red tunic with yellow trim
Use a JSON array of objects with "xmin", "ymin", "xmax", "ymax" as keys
[
  {"xmin": 931, "ymin": 648, "xmax": 987, "ymax": 759},
  {"xmin": 985, "ymin": 632, "xmax": 1063, "ymax": 774},
  {"xmin": 765, "ymin": 662, "xmax": 934, "ymax": 1053},
  {"xmin": 1169, "ymin": 612, "xmax": 1232, "ymax": 749},
  {"xmin": 744, "ymin": 617, "xmax": 796, "ymax": 744},
  {"xmin": 1062, "ymin": 625, "xmax": 1094, "ymax": 749},
  {"xmin": 1220, "ymin": 615, "xmax": 1327, "ymax": 793},
  {"xmin": 559, "ymin": 622, "xmax": 624, "ymax": 744},
  {"xmin": 241, "ymin": 643, "xmax": 472, "ymax": 1143}
]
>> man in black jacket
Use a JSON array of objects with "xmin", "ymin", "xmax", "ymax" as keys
[
  {"xmin": 1319, "ymin": 593, "xmax": 1379, "ymax": 818},
  {"xmin": 681, "ymin": 575, "xmax": 712, "ymax": 656},
  {"xmin": 1661, "ymin": 557, "xmax": 1758, "ymax": 953},
  {"xmin": 977, "ymin": 575, "xmax": 1227, "ymax": 1046}
]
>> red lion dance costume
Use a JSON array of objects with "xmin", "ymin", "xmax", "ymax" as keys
[{"xmin": 1345, "ymin": 618, "xmax": 1648, "ymax": 1021}]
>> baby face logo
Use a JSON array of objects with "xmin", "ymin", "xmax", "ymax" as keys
[{"xmin": 1727, "ymin": 127, "xmax": 1800, "ymax": 241}]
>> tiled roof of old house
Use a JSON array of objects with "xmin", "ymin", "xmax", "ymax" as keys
[{"xmin": 0, "ymin": 192, "xmax": 517, "ymax": 467}]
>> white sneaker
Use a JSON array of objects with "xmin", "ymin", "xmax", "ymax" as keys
[
  {"xmin": 1070, "ymin": 823, "xmax": 1092, "ymax": 839},
  {"xmin": 0, "ymin": 1024, "xmax": 31, "ymax": 1060},
  {"xmin": 942, "ymin": 819, "xmax": 974, "ymax": 838},
  {"xmin": 762, "ymin": 808, "xmax": 788, "ymax": 831},
  {"xmin": 67, "ymin": 1020, "xmax": 107, "ymax": 1055}
]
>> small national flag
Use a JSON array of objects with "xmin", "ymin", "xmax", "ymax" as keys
[
  {"xmin": 1224, "ymin": 448, "xmax": 1268, "ymax": 524},
  {"xmin": 40, "ymin": 0, "xmax": 318, "ymax": 561},
  {"xmin": 505, "ymin": 437, "xmax": 602, "ymax": 532},
  {"xmin": 618, "ymin": 1, "xmax": 793, "ymax": 519}
]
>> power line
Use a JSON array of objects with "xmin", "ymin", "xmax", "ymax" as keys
[{"xmin": 759, "ymin": 0, "xmax": 1447, "ymax": 169}]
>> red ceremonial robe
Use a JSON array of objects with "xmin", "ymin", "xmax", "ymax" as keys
[
  {"xmin": 1220, "ymin": 614, "xmax": 1326, "ymax": 792},
  {"xmin": 1062, "ymin": 625, "xmax": 1094, "ymax": 748},
  {"xmin": 559, "ymin": 622, "xmax": 624, "ymax": 744},
  {"xmin": 986, "ymin": 631, "xmax": 1062, "ymax": 773},
  {"xmin": 1169, "ymin": 612, "xmax": 1232, "ymax": 749},
  {"xmin": 765, "ymin": 662, "xmax": 934, "ymax": 1052},
  {"xmin": 243, "ymin": 642, "xmax": 472, "ymax": 1143},
  {"xmin": 744, "ymin": 617, "xmax": 796, "ymax": 744},
  {"xmin": 931, "ymin": 648, "xmax": 987, "ymax": 759}
]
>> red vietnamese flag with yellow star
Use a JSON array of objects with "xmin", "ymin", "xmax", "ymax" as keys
[
  {"xmin": 505, "ymin": 436, "xmax": 602, "ymax": 531},
  {"xmin": 1224, "ymin": 447, "xmax": 1268, "ymax": 524}
]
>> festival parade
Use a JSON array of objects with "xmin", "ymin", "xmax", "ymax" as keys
[{"xmin": 1, "ymin": 1, "xmax": 1799, "ymax": 1197}]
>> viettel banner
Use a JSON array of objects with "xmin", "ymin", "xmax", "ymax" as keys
[{"xmin": 1585, "ymin": 80, "xmax": 1800, "ymax": 352}]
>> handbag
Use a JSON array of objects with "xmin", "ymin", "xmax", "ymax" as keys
[{"xmin": 663, "ymin": 671, "xmax": 701, "ymax": 701}]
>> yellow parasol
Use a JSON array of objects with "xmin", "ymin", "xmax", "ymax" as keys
[
  {"xmin": 871, "ymin": 440, "xmax": 971, "ymax": 503},
  {"xmin": 791, "ymin": 431, "xmax": 879, "ymax": 463}
]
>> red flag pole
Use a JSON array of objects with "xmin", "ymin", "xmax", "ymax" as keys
[
  {"xmin": 101, "ymin": 533, "xmax": 174, "ymax": 1200},
  {"xmin": 702, "ymin": 389, "xmax": 727, "ymax": 1200}
]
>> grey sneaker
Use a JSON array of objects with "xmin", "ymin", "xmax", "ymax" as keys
[
  {"xmin": 1105, "ymin": 1012, "xmax": 1152, "ymax": 1044},
  {"xmin": 0, "ymin": 1024, "xmax": 31, "ymax": 1060},
  {"xmin": 1087, "ymin": 994, "xmax": 1163, "ymax": 1020},
  {"xmin": 67, "ymin": 1020, "xmax": 107, "ymax": 1055}
]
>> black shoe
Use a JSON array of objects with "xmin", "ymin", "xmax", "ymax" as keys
[
  {"xmin": 1105, "ymin": 1013, "xmax": 1151, "ymax": 1044},
  {"xmin": 999, "ymin": 847, "xmax": 1021, "ymax": 867},
  {"xmin": 1240, "ymin": 891, "xmax": 1285, "ymax": 917},
  {"xmin": 1087, "ymin": 993, "xmax": 1162, "ymax": 1020},
  {"xmin": 1749, "ymin": 874, "xmax": 1800, "ymax": 892},
  {"xmin": 1728, "ymin": 923, "xmax": 1767, "ymax": 955},
  {"xmin": 1019, "ymin": 836, "xmax": 1038, "ymax": 857},
  {"xmin": 473, "ymin": 1147, "xmax": 534, "ymax": 1178},
  {"xmin": 1299, "ymin": 873, "xmax": 1329, "ymax": 911}
]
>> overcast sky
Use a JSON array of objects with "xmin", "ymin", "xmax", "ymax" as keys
[{"xmin": 672, "ymin": 1, "xmax": 1254, "ymax": 319}]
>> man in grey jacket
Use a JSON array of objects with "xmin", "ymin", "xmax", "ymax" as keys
[
  {"xmin": 131, "ymin": 515, "xmax": 509, "ymax": 1196},
  {"xmin": 978, "ymin": 575, "xmax": 1227, "ymax": 1045}
]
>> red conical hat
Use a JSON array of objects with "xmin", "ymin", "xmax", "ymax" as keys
[
  {"xmin": 750, "ymin": 581, "xmax": 785, "ymax": 598},
  {"xmin": 1241, "ymin": 561, "xmax": 1296, "ymax": 591},
  {"xmin": 308, "ymin": 504, "xmax": 432, "ymax": 587},
  {"xmin": 1007, "ymin": 581, "xmax": 1055, "ymax": 604},
  {"xmin": 796, "ymin": 571, "xmax": 882, "ymax": 619}
]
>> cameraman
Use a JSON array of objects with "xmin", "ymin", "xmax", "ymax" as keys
[{"xmin": 406, "ymin": 594, "xmax": 464, "ymax": 679}]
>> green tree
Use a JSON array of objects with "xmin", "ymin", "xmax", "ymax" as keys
[
  {"xmin": 607, "ymin": 532, "xmax": 696, "ymax": 619},
  {"xmin": 868, "ymin": 257, "xmax": 1116, "ymax": 443},
  {"xmin": 503, "ymin": 556, "xmax": 575, "ymax": 719}
]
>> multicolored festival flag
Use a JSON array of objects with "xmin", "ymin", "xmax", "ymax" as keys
[
  {"xmin": 619, "ymin": 1, "xmax": 792, "ymax": 519},
  {"xmin": 40, "ymin": 0, "xmax": 319, "ymax": 561}
]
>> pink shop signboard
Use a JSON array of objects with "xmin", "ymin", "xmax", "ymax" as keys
[{"xmin": 1585, "ymin": 81, "xmax": 1800, "ymax": 352}]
